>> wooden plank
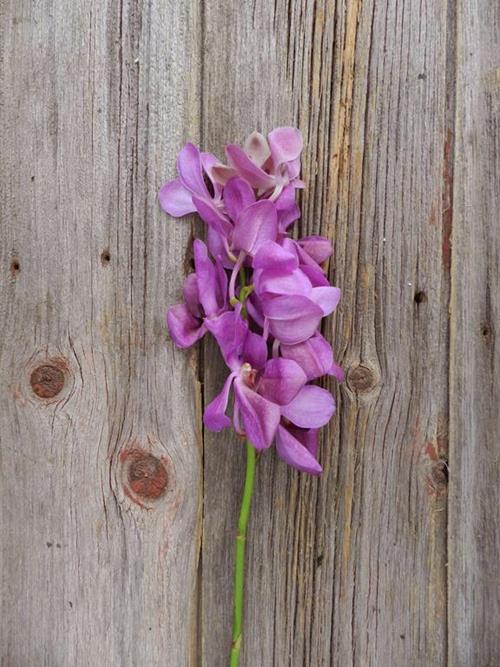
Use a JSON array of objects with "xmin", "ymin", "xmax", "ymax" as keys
[
  {"xmin": 448, "ymin": 1, "xmax": 500, "ymax": 664},
  {"xmin": 0, "ymin": 1, "xmax": 202, "ymax": 665},
  {"xmin": 201, "ymin": 1, "xmax": 451, "ymax": 664}
]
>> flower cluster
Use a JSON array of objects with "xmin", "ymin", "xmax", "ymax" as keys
[{"xmin": 160, "ymin": 128, "xmax": 343, "ymax": 474}]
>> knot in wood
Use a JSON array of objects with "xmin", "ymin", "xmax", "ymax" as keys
[
  {"xmin": 30, "ymin": 364, "xmax": 65, "ymax": 398},
  {"xmin": 127, "ymin": 454, "xmax": 167, "ymax": 500},
  {"xmin": 430, "ymin": 460, "xmax": 449, "ymax": 490},
  {"xmin": 347, "ymin": 364, "xmax": 377, "ymax": 393}
]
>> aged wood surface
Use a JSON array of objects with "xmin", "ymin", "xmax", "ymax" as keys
[
  {"xmin": 0, "ymin": 1, "xmax": 498, "ymax": 666},
  {"xmin": 448, "ymin": 1, "xmax": 500, "ymax": 665}
]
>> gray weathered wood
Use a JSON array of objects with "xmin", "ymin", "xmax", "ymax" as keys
[
  {"xmin": 201, "ymin": 1, "xmax": 451, "ymax": 665},
  {"xmin": 0, "ymin": 1, "xmax": 202, "ymax": 665},
  {"xmin": 1, "ymin": 1, "xmax": 499, "ymax": 665},
  {"xmin": 448, "ymin": 1, "xmax": 500, "ymax": 665}
]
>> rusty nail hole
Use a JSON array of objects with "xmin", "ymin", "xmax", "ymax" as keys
[
  {"xmin": 10, "ymin": 259, "xmax": 20, "ymax": 275},
  {"xmin": 100, "ymin": 249, "xmax": 111, "ymax": 265},
  {"xmin": 347, "ymin": 365, "xmax": 377, "ymax": 393},
  {"xmin": 481, "ymin": 324, "xmax": 490, "ymax": 338},
  {"xmin": 31, "ymin": 175, "xmax": 35, "ymax": 182},
  {"xmin": 30, "ymin": 364, "xmax": 65, "ymax": 399},
  {"xmin": 128, "ymin": 454, "xmax": 167, "ymax": 500},
  {"xmin": 414, "ymin": 291, "xmax": 427, "ymax": 304}
]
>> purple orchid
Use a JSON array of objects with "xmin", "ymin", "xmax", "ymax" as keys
[
  {"xmin": 166, "ymin": 239, "xmax": 227, "ymax": 347},
  {"xmin": 160, "ymin": 128, "xmax": 342, "ymax": 476}
]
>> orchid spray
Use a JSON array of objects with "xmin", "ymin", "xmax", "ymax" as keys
[{"xmin": 159, "ymin": 127, "xmax": 343, "ymax": 665}]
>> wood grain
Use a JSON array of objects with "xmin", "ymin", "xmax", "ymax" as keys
[
  {"xmin": 448, "ymin": 1, "xmax": 500, "ymax": 665},
  {"xmin": 0, "ymin": 1, "xmax": 202, "ymax": 665},
  {"xmin": 201, "ymin": 1, "xmax": 451, "ymax": 665},
  {"xmin": 0, "ymin": 0, "xmax": 498, "ymax": 665}
]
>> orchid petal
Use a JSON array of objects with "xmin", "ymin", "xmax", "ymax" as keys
[
  {"xmin": 262, "ymin": 295, "xmax": 323, "ymax": 344},
  {"xmin": 177, "ymin": 143, "xmax": 209, "ymax": 198},
  {"xmin": 193, "ymin": 239, "xmax": 220, "ymax": 317},
  {"xmin": 203, "ymin": 372, "xmax": 236, "ymax": 431},
  {"xmin": 182, "ymin": 273, "xmax": 201, "ymax": 317},
  {"xmin": 223, "ymin": 177, "xmax": 256, "ymax": 222},
  {"xmin": 204, "ymin": 310, "xmax": 248, "ymax": 371},
  {"xmin": 280, "ymin": 332, "xmax": 334, "ymax": 381},
  {"xmin": 243, "ymin": 131, "xmax": 271, "ymax": 167},
  {"xmin": 298, "ymin": 236, "xmax": 333, "ymax": 263},
  {"xmin": 166, "ymin": 304, "xmax": 205, "ymax": 348},
  {"xmin": 329, "ymin": 361, "xmax": 345, "ymax": 382},
  {"xmin": 192, "ymin": 195, "xmax": 233, "ymax": 238},
  {"xmin": 234, "ymin": 378, "xmax": 281, "ymax": 450},
  {"xmin": 233, "ymin": 200, "xmax": 278, "ymax": 255},
  {"xmin": 281, "ymin": 385, "xmax": 335, "ymax": 428},
  {"xmin": 226, "ymin": 144, "xmax": 275, "ymax": 190},
  {"xmin": 242, "ymin": 331, "xmax": 268, "ymax": 370},
  {"xmin": 258, "ymin": 358, "xmax": 307, "ymax": 405},
  {"xmin": 253, "ymin": 241, "xmax": 298, "ymax": 272},
  {"xmin": 310, "ymin": 286, "xmax": 341, "ymax": 315},
  {"xmin": 158, "ymin": 178, "xmax": 196, "ymax": 217},
  {"xmin": 210, "ymin": 164, "xmax": 238, "ymax": 185},
  {"xmin": 275, "ymin": 424, "xmax": 322, "ymax": 475},
  {"xmin": 268, "ymin": 127, "xmax": 303, "ymax": 165}
]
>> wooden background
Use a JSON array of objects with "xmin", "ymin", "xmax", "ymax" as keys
[{"xmin": 1, "ymin": 1, "xmax": 498, "ymax": 665}]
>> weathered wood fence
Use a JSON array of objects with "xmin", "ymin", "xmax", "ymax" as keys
[{"xmin": 1, "ymin": 1, "xmax": 498, "ymax": 665}]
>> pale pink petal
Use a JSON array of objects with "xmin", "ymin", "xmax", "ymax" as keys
[
  {"xmin": 234, "ymin": 379, "xmax": 281, "ymax": 450},
  {"xmin": 203, "ymin": 372, "xmax": 236, "ymax": 431},
  {"xmin": 177, "ymin": 143, "xmax": 209, "ymax": 197},
  {"xmin": 268, "ymin": 127, "xmax": 303, "ymax": 165},
  {"xmin": 310, "ymin": 286, "xmax": 341, "ymax": 315},
  {"xmin": 226, "ymin": 144, "xmax": 275, "ymax": 190},
  {"xmin": 158, "ymin": 178, "xmax": 196, "ymax": 217},
  {"xmin": 281, "ymin": 385, "xmax": 335, "ymax": 428},
  {"xmin": 275, "ymin": 425, "xmax": 322, "ymax": 475}
]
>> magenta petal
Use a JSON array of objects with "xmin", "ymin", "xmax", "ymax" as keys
[
  {"xmin": 242, "ymin": 331, "xmax": 268, "ymax": 370},
  {"xmin": 268, "ymin": 127, "xmax": 303, "ymax": 165},
  {"xmin": 177, "ymin": 143, "xmax": 209, "ymax": 198},
  {"xmin": 286, "ymin": 158, "xmax": 301, "ymax": 180},
  {"xmin": 280, "ymin": 332, "xmax": 334, "ymax": 381},
  {"xmin": 234, "ymin": 379, "xmax": 281, "ymax": 450},
  {"xmin": 200, "ymin": 152, "xmax": 223, "ymax": 196},
  {"xmin": 310, "ymin": 286, "xmax": 341, "ymax": 315},
  {"xmin": 226, "ymin": 144, "xmax": 275, "ymax": 190},
  {"xmin": 158, "ymin": 178, "xmax": 196, "ymax": 217},
  {"xmin": 256, "ymin": 268, "xmax": 312, "ymax": 298},
  {"xmin": 253, "ymin": 241, "xmax": 298, "ymax": 272},
  {"xmin": 193, "ymin": 239, "xmax": 220, "ymax": 316},
  {"xmin": 275, "ymin": 425, "xmax": 322, "ymax": 475},
  {"xmin": 182, "ymin": 273, "xmax": 201, "ymax": 317},
  {"xmin": 166, "ymin": 303, "xmax": 205, "ymax": 348},
  {"xmin": 263, "ymin": 295, "xmax": 323, "ymax": 344},
  {"xmin": 203, "ymin": 372, "xmax": 235, "ymax": 431},
  {"xmin": 233, "ymin": 200, "xmax": 278, "ymax": 255},
  {"xmin": 329, "ymin": 361, "xmax": 345, "ymax": 382},
  {"xmin": 223, "ymin": 177, "xmax": 256, "ymax": 222},
  {"xmin": 300, "ymin": 263, "xmax": 330, "ymax": 287},
  {"xmin": 204, "ymin": 310, "xmax": 248, "ymax": 370},
  {"xmin": 258, "ymin": 358, "xmax": 306, "ymax": 405},
  {"xmin": 281, "ymin": 385, "xmax": 335, "ymax": 428},
  {"xmin": 298, "ymin": 236, "xmax": 333, "ymax": 263},
  {"xmin": 192, "ymin": 195, "xmax": 233, "ymax": 238}
]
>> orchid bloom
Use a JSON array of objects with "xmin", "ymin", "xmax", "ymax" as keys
[{"xmin": 159, "ymin": 127, "xmax": 342, "ymax": 474}]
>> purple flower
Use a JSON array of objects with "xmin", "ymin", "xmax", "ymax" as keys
[
  {"xmin": 203, "ymin": 310, "xmax": 309, "ymax": 450},
  {"xmin": 161, "ymin": 127, "xmax": 343, "ymax": 475},
  {"xmin": 252, "ymin": 241, "xmax": 341, "ymax": 344},
  {"xmin": 166, "ymin": 239, "xmax": 227, "ymax": 347},
  {"xmin": 211, "ymin": 128, "xmax": 304, "ymax": 198}
]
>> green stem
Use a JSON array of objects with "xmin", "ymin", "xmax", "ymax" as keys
[{"xmin": 229, "ymin": 441, "xmax": 256, "ymax": 666}]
